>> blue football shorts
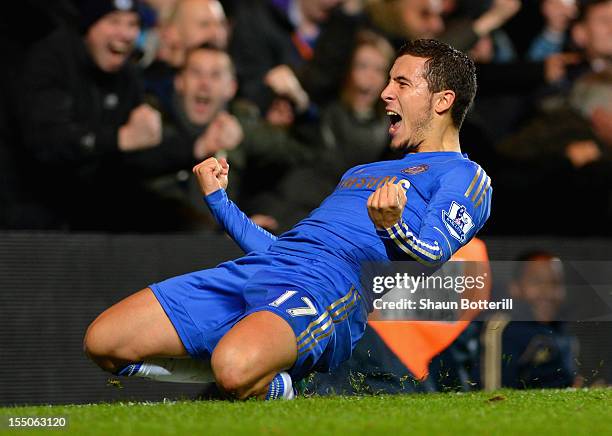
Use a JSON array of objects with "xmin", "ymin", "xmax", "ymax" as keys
[{"xmin": 150, "ymin": 251, "xmax": 368, "ymax": 381}]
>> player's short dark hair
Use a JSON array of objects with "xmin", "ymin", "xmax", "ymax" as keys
[{"xmin": 396, "ymin": 39, "xmax": 477, "ymax": 129}]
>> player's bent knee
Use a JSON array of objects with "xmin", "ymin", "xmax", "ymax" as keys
[
  {"xmin": 83, "ymin": 320, "xmax": 131, "ymax": 373},
  {"xmin": 83, "ymin": 323, "xmax": 114, "ymax": 370},
  {"xmin": 211, "ymin": 311, "xmax": 298, "ymax": 399},
  {"xmin": 211, "ymin": 347, "xmax": 265, "ymax": 399},
  {"xmin": 211, "ymin": 353, "xmax": 250, "ymax": 399},
  {"xmin": 213, "ymin": 367, "xmax": 252, "ymax": 400}
]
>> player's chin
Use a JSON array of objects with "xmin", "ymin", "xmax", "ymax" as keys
[{"xmin": 389, "ymin": 138, "xmax": 407, "ymax": 150}]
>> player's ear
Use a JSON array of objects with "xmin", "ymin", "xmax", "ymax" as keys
[{"xmin": 434, "ymin": 90, "xmax": 455, "ymax": 116}]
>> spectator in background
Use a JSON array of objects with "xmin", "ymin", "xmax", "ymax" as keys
[
  {"xmin": 135, "ymin": 1, "xmax": 176, "ymax": 65},
  {"xmin": 141, "ymin": 0, "xmax": 229, "ymax": 112},
  {"xmin": 17, "ymin": 0, "xmax": 164, "ymax": 230},
  {"xmin": 527, "ymin": 0, "xmax": 578, "ymax": 61},
  {"xmin": 458, "ymin": 1, "xmax": 592, "ymax": 161},
  {"xmin": 260, "ymin": 30, "xmax": 394, "ymax": 231},
  {"xmin": 476, "ymin": 252, "xmax": 577, "ymax": 389},
  {"xmin": 173, "ymin": 46, "xmax": 241, "ymax": 164},
  {"xmin": 0, "ymin": 0, "xmax": 81, "ymax": 228},
  {"xmin": 229, "ymin": 0, "xmax": 364, "ymax": 115},
  {"xmin": 494, "ymin": 0, "xmax": 612, "ymax": 235},
  {"xmin": 366, "ymin": 0, "xmax": 445, "ymax": 46},
  {"xmin": 139, "ymin": 45, "xmax": 313, "ymax": 230},
  {"xmin": 366, "ymin": 0, "xmax": 520, "ymax": 52},
  {"xmin": 572, "ymin": 0, "xmax": 612, "ymax": 74},
  {"xmin": 142, "ymin": 0, "xmax": 178, "ymax": 22},
  {"xmin": 134, "ymin": 44, "xmax": 243, "ymax": 230},
  {"xmin": 444, "ymin": 0, "xmax": 521, "ymax": 53},
  {"xmin": 142, "ymin": 0, "xmax": 228, "ymax": 67},
  {"xmin": 320, "ymin": 29, "xmax": 394, "ymax": 167}
]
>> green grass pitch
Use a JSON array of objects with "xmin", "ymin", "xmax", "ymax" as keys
[{"xmin": 2, "ymin": 389, "xmax": 611, "ymax": 435}]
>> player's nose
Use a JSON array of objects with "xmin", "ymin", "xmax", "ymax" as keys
[{"xmin": 380, "ymin": 83, "xmax": 393, "ymax": 101}]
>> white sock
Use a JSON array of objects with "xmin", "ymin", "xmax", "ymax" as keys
[{"xmin": 119, "ymin": 358, "xmax": 214, "ymax": 384}]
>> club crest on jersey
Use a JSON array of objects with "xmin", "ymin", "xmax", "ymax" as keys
[
  {"xmin": 401, "ymin": 164, "xmax": 429, "ymax": 175},
  {"xmin": 442, "ymin": 201, "xmax": 474, "ymax": 242}
]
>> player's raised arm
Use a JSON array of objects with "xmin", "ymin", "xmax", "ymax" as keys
[
  {"xmin": 368, "ymin": 166, "xmax": 492, "ymax": 266},
  {"xmin": 367, "ymin": 181, "xmax": 408, "ymax": 231},
  {"xmin": 193, "ymin": 158, "xmax": 277, "ymax": 253},
  {"xmin": 368, "ymin": 181, "xmax": 443, "ymax": 265}
]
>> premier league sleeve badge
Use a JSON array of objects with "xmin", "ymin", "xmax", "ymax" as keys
[{"xmin": 442, "ymin": 201, "xmax": 474, "ymax": 242}]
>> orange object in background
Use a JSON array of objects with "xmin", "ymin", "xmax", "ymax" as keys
[{"xmin": 368, "ymin": 238, "xmax": 491, "ymax": 380}]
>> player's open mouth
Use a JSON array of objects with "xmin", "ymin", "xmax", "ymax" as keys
[{"xmin": 387, "ymin": 110, "xmax": 402, "ymax": 135}]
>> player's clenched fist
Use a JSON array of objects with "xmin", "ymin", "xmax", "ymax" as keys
[
  {"xmin": 367, "ymin": 182, "xmax": 407, "ymax": 230},
  {"xmin": 193, "ymin": 157, "xmax": 230, "ymax": 196}
]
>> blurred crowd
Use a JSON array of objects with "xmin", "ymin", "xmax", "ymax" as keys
[{"xmin": 1, "ymin": 0, "xmax": 611, "ymax": 235}]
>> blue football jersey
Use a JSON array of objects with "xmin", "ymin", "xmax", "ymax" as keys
[{"xmin": 206, "ymin": 151, "xmax": 491, "ymax": 296}]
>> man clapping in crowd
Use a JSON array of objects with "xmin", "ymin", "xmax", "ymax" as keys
[{"xmin": 18, "ymin": 0, "xmax": 163, "ymax": 230}]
